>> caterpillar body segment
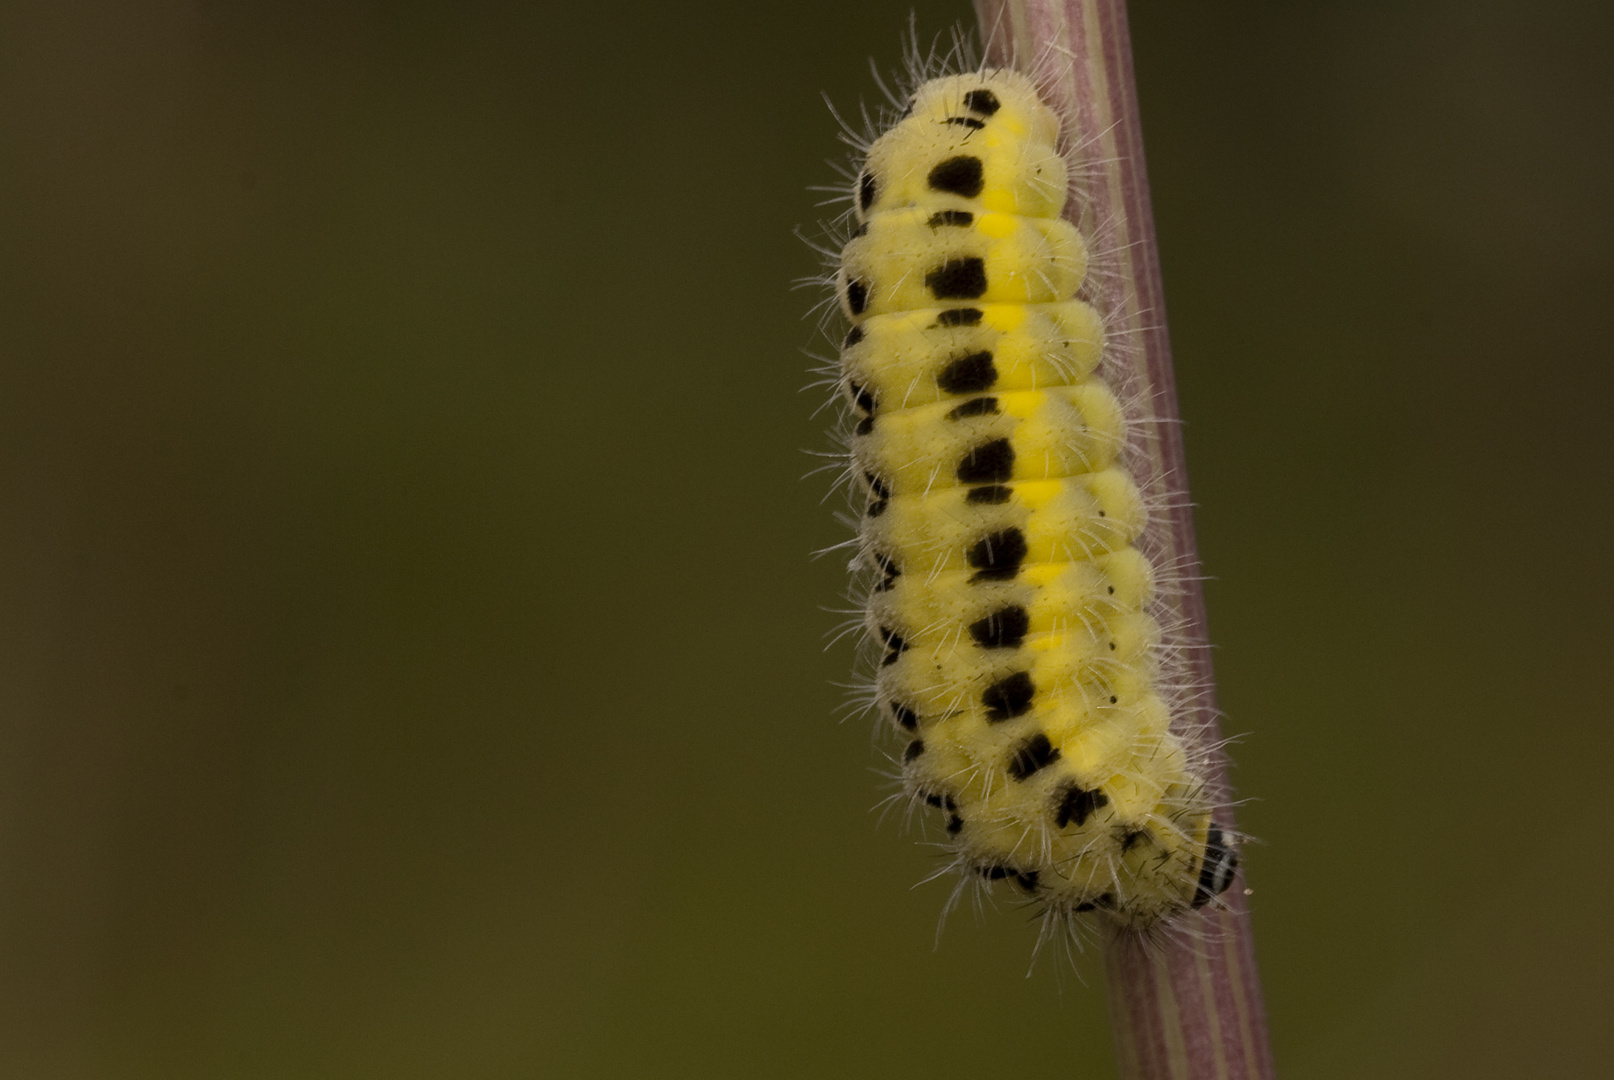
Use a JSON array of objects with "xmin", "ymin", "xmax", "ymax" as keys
[{"xmin": 828, "ymin": 69, "xmax": 1237, "ymax": 930}]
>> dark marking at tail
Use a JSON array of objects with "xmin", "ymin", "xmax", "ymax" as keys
[{"xmin": 1192, "ymin": 825, "xmax": 1240, "ymax": 909}]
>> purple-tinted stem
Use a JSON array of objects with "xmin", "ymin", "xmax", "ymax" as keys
[{"xmin": 971, "ymin": 1, "xmax": 1275, "ymax": 1077}]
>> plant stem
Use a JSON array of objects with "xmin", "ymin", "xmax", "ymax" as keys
[{"xmin": 971, "ymin": 2, "xmax": 1276, "ymax": 1077}]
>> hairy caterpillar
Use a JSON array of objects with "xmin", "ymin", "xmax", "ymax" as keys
[{"xmin": 819, "ymin": 64, "xmax": 1238, "ymax": 934}]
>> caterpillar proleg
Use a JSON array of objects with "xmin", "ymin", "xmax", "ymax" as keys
[{"xmin": 816, "ymin": 56, "xmax": 1239, "ymax": 936}]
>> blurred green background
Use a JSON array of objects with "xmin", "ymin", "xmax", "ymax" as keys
[{"xmin": 3, "ymin": 1, "xmax": 1611, "ymax": 1076}]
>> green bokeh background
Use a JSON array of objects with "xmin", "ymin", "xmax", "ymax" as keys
[{"xmin": 4, "ymin": 1, "xmax": 1611, "ymax": 1076}]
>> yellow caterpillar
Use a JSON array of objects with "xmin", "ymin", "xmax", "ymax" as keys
[{"xmin": 828, "ymin": 69, "xmax": 1236, "ymax": 930}]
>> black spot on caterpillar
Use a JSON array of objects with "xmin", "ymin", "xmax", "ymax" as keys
[
  {"xmin": 965, "ymin": 484, "xmax": 1013, "ymax": 505},
  {"xmin": 966, "ymin": 527, "xmax": 1027, "ymax": 581},
  {"xmin": 962, "ymin": 88, "xmax": 1001, "ymax": 116},
  {"xmin": 848, "ymin": 381, "xmax": 877, "ymax": 436},
  {"xmin": 844, "ymin": 277, "xmax": 869, "ymax": 315},
  {"xmin": 863, "ymin": 471, "xmax": 890, "ymax": 517},
  {"xmin": 934, "ymin": 307, "xmax": 983, "ymax": 328},
  {"xmin": 967, "ymin": 605, "xmax": 1030, "ymax": 649},
  {"xmin": 872, "ymin": 552, "xmax": 900, "ymax": 592},
  {"xmin": 927, "ymin": 209, "xmax": 975, "ymax": 228},
  {"xmin": 1054, "ymin": 781, "xmax": 1110, "ymax": 829},
  {"xmin": 927, "ymin": 155, "xmax": 985, "ymax": 198},
  {"xmin": 946, "ymin": 395, "xmax": 999, "ymax": 419},
  {"xmin": 937, "ymin": 350, "xmax": 996, "ymax": 393},
  {"xmin": 982, "ymin": 671, "xmax": 1035, "ymax": 721},
  {"xmin": 848, "ymin": 382, "xmax": 876, "ymax": 413},
  {"xmin": 924, "ymin": 256, "xmax": 988, "ymax": 300},
  {"xmin": 1007, "ymin": 732, "xmax": 1060, "ymax": 781},
  {"xmin": 879, "ymin": 625, "xmax": 908, "ymax": 666},
  {"xmin": 955, "ymin": 438, "xmax": 1014, "ymax": 484}
]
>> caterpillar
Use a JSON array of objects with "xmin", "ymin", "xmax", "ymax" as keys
[{"xmin": 820, "ymin": 64, "xmax": 1238, "ymax": 934}]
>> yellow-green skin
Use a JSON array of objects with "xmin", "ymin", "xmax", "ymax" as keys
[{"xmin": 837, "ymin": 71, "xmax": 1215, "ymax": 927}]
